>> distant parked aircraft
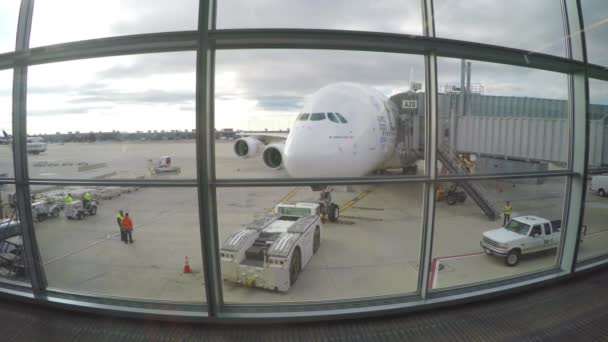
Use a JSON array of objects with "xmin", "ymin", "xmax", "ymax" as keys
[{"xmin": 0, "ymin": 130, "xmax": 11, "ymax": 145}]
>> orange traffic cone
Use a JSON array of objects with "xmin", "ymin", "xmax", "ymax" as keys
[{"xmin": 183, "ymin": 256, "xmax": 192, "ymax": 274}]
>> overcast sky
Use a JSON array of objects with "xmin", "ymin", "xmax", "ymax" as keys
[{"xmin": 0, "ymin": 0, "xmax": 607, "ymax": 134}]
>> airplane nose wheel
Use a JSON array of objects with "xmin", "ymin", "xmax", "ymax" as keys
[{"xmin": 327, "ymin": 203, "xmax": 340, "ymax": 222}]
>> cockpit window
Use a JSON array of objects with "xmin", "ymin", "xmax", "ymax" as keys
[
  {"xmin": 327, "ymin": 112, "xmax": 339, "ymax": 123},
  {"xmin": 310, "ymin": 113, "xmax": 326, "ymax": 121},
  {"xmin": 335, "ymin": 112, "xmax": 348, "ymax": 123},
  {"xmin": 298, "ymin": 113, "xmax": 310, "ymax": 121}
]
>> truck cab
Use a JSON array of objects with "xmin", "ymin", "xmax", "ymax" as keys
[{"xmin": 481, "ymin": 216, "xmax": 562, "ymax": 266}]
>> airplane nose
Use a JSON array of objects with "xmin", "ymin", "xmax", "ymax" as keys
[{"xmin": 284, "ymin": 132, "xmax": 363, "ymax": 178}]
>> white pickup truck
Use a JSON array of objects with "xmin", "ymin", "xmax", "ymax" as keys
[
  {"xmin": 480, "ymin": 216, "xmax": 564, "ymax": 266},
  {"xmin": 220, "ymin": 202, "xmax": 322, "ymax": 292}
]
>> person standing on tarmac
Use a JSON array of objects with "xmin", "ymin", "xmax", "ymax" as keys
[
  {"xmin": 83, "ymin": 191, "xmax": 92, "ymax": 208},
  {"xmin": 122, "ymin": 213, "xmax": 134, "ymax": 244},
  {"xmin": 503, "ymin": 201, "xmax": 512, "ymax": 226},
  {"xmin": 116, "ymin": 210, "xmax": 125, "ymax": 242}
]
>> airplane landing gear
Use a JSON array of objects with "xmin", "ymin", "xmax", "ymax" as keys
[{"xmin": 317, "ymin": 187, "xmax": 340, "ymax": 223}]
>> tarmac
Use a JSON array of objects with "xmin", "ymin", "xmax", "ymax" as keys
[{"xmin": 0, "ymin": 140, "xmax": 607, "ymax": 303}]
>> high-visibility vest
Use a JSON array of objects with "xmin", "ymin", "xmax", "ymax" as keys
[
  {"xmin": 122, "ymin": 216, "xmax": 133, "ymax": 230},
  {"xmin": 84, "ymin": 192, "xmax": 92, "ymax": 201},
  {"xmin": 503, "ymin": 204, "xmax": 512, "ymax": 215},
  {"xmin": 65, "ymin": 196, "xmax": 73, "ymax": 203}
]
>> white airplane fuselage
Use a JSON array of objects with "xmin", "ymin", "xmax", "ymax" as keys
[
  {"xmin": 284, "ymin": 83, "xmax": 398, "ymax": 178},
  {"xmin": 234, "ymin": 83, "xmax": 405, "ymax": 178}
]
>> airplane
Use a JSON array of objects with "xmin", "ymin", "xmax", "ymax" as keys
[
  {"xmin": 0, "ymin": 130, "xmax": 11, "ymax": 145},
  {"xmin": 233, "ymin": 82, "xmax": 421, "ymax": 178},
  {"xmin": 0, "ymin": 130, "xmax": 48, "ymax": 154},
  {"xmin": 232, "ymin": 82, "xmax": 423, "ymax": 222}
]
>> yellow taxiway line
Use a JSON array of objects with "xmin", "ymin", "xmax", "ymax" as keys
[{"xmin": 340, "ymin": 190, "xmax": 372, "ymax": 212}]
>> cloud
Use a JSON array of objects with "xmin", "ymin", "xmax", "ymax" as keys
[
  {"xmin": 215, "ymin": 49, "xmax": 426, "ymax": 112},
  {"xmin": 216, "ymin": 0, "xmax": 422, "ymax": 34},
  {"xmin": 28, "ymin": 106, "xmax": 113, "ymax": 116},
  {"xmin": 67, "ymin": 89, "xmax": 194, "ymax": 106},
  {"xmin": 256, "ymin": 96, "xmax": 305, "ymax": 111},
  {"xmin": 96, "ymin": 53, "xmax": 196, "ymax": 80}
]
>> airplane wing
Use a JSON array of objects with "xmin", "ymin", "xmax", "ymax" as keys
[{"xmin": 235, "ymin": 132, "xmax": 288, "ymax": 144}]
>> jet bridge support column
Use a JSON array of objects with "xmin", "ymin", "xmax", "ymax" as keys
[{"xmin": 391, "ymin": 90, "xmax": 424, "ymax": 172}]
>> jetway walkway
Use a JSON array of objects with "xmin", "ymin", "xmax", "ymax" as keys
[{"xmin": 437, "ymin": 144, "xmax": 499, "ymax": 220}]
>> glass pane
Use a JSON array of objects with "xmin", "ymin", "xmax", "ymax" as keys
[
  {"xmin": 27, "ymin": 52, "xmax": 196, "ymax": 180},
  {"xmin": 579, "ymin": 174, "xmax": 608, "ymax": 260},
  {"xmin": 437, "ymin": 58, "xmax": 569, "ymax": 175},
  {"xmin": 218, "ymin": 183, "xmax": 423, "ymax": 303},
  {"xmin": 33, "ymin": 185, "xmax": 204, "ymax": 302},
  {"xmin": 588, "ymin": 79, "xmax": 608, "ymax": 170},
  {"xmin": 430, "ymin": 177, "xmax": 566, "ymax": 290},
  {"xmin": 579, "ymin": 79, "xmax": 608, "ymax": 261},
  {"xmin": 0, "ymin": 184, "xmax": 31, "ymax": 284},
  {"xmin": 0, "ymin": 1, "xmax": 19, "ymax": 53},
  {"xmin": 217, "ymin": 0, "xmax": 422, "ymax": 35},
  {"xmin": 30, "ymin": 0, "xmax": 198, "ymax": 47},
  {"xmin": 0, "ymin": 70, "xmax": 12, "ymax": 178},
  {"xmin": 434, "ymin": 0, "xmax": 566, "ymax": 57},
  {"xmin": 215, "ymin": 49, "xmax": 426, "ymax": 179},
  {"xmin": 582, "ymin": 0, "xmax": 608, "ymax": 66}
]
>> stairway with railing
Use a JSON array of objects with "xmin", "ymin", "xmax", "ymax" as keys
[{"xmin": 437, "ymin": 144, "xmax": 499, "ymax": 220}]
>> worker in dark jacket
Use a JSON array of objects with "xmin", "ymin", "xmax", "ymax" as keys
[
  {"xmin": 116, "ymin": 210, "xmax": 125, "ymax": 242},
  {"xmin": 122, "ymin": 212, "xmax": 134, "ymax": 244}
]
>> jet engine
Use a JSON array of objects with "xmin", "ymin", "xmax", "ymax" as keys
[
  {"xmin": 234, "ymin": 137, "xmax": 264, "ymax": 158},
  {"xmin": 262, "ymin": 143, "xmax": 285, "ymax": 169}
]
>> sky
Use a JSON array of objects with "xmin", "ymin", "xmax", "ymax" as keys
[{"xmin": 0, "ymin": 0, "xmax": 607, "ymax": 134}]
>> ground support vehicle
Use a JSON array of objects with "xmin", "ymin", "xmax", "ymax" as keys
[
  {"xmin": 480, "ymin": 216, "xmax": 582, "ymax": 266},
  {"xmin": 148, "ymin": 156, "xmax": 181, "ymax": 175},
  {"xmin": 65, "ymin": 200, "xmax": 98, "ymax": 220},
  {"xmin": 0, "ymin": 219, "xmax": 20, "ymax": 241},
  {"xmin": 0, "ymin": 235, "xmax": 24, "ymax": 278},
  {"xmin": 590, "ymin": 175, "xmax": 608, "ymax": 197},
  {"xmin": 436, "ymin": 183, "xmax": 467, "ymax": 205},
  {"xmin": 220, "ymin": 202, "xmax": 322, "ymax": 292},
  {"xmin": 31, "ymin": 200, "xmax": 63, "ymax": 222}
]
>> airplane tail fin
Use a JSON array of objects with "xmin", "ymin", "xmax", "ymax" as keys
[{"xmin": 2, "ymin": 130, "xmax": 8, "ymax": 139}]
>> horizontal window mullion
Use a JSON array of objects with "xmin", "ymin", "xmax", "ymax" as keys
[
  {"xmin": 210, "ymin": 29, "xmax": 585, "ymax": 76},
  {"xmin": 27, "ymin": 178, "xmax": 198, "ymax": 187},
  {"xmin": 3, "ymin": 31, "xmax": 199, "ymax": 68},
  {"xmin": 213, "ymin": 176, "xmax": 430, "ymax": 187}
]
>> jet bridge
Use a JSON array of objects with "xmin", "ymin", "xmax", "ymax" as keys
[{"xmin": 392, "ymin": 91, "xmax": 500, "ymax": 220}]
